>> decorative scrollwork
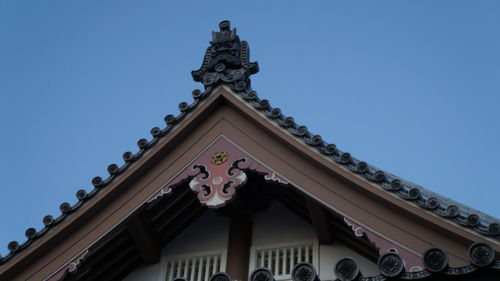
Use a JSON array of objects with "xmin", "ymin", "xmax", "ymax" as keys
[{"xmin": 189, "ymin": 160, "xmax": 247, "ymax": 208}]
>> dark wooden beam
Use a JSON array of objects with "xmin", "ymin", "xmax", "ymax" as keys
[
  {"xmin": 306, "ymin": 198, "xmax": 334, "ymax": 244},
  {"xmin": 126, "ymin": 209, "xmax": 161, "ymax": 264},
  {"xmin": 226, "ymin": 215, "xmax": 252, "ymax": 281}
]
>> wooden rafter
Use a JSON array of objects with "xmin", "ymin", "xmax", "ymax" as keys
[
  {"xmin": 126, "ymin": 209, "xmax": 161, "ymax": 264},
  {"xmin": 306, "ymin": 198, "xmax": 334, "ymax": 245}
]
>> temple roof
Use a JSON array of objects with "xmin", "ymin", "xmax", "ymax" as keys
[{"xmin": 1, "ymin": 21, "xmax": 499, "ymax": 279}]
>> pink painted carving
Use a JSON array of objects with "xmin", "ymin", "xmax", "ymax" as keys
[
  {"xmin": 188, "ymin": 161, "xmax": 247, "ymax": 208},
  {"xmin": 47, "ymin": 249, "xmax": 89, "ymax": 281},
  {"xmin": 147, "ymin": 136, "xmax": 288, "ymax": 208},
  {"xmin": 344, "ymin": 217, "xmax": 424, "ymax": 272}
]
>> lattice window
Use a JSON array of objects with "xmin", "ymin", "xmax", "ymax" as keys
[
  {"xmin": 250, "ymin": 241, "xmax": 318, "ymax": 281},
  {"xmin": 164, "ymin": 252, "xmax": 224, "ymax": 281}
]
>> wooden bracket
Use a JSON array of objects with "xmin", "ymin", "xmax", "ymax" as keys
[
  {"xmin": 126, "ymin": 208, "xmax": 161, "ymax": 264},
  {"xmin": 306, "ymin": 198, "xmax": 334, "ymax": 245}
]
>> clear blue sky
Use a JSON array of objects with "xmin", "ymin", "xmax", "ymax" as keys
[{"xmin": 0, "ymin": 1, "xmax": 499, "ymax": 256}]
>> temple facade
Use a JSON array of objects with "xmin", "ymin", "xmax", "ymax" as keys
[{"xmin": 0, "ymin": 21, "xmax": 499, "ymax": 281}]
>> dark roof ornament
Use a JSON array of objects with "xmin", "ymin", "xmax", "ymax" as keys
[
  {"xmin": 192, "ymin": 20, "xmax": 259, "ymax": 92},
  {"xmin": 249, "ymin": 267, "xmax": 275, "ymax": 281},
  {"xmin": 291, "ymin": 262, "xmax": 320, "ymax": 281},
  {"xmin": 334, "ymin": 257, "xmax": 361, "ymax": 281},
  {"xmin": 377, "ymin": 252, "xmax": 405, "ymax": 278},
  {"xmin": 468, "ymin": 242, "xmax": 495, "ymax": 267},
  {"xmin": 422, "ymin": 247, "xmax": 449, "ymax": 273},
  {"xmin": 208, "ymin": 272, "xmax": 232, "ymax": 281}
]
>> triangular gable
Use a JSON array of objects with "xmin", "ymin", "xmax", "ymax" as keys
[{"xmin": 1, "ymin": 21, "xmax": 499, "ymax": 281}]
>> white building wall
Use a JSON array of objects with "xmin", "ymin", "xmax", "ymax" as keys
[
  {"xmin": 124, "ymin": 201, "xmax": 377, "ymax": 281},
  {"xmin": 161, "ymin": 210, "xmax": 229, "ymax": 255},
  {"xmin": 252, "ymin": 202, "xmax": 316, "ymax": 246},
  {"xmin": 250, "ymin": 201, "xmax": 378, "ymax": 280},
  {"xmin": 124, "ymin": 210, "xmax": 229, "ymax": 281},
  {"xmin": 123, "ymin": 263, "xmax": 161, "ymax": 281}
]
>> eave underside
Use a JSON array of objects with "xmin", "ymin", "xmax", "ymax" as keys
[{"xmin": 61, "ymin": 173, "xmax": 379, "ymax": 281}]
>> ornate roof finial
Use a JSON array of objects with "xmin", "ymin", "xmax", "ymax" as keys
[{"xmin": 192, "ymin": 20, "xmax": 259, "ymax": 92}]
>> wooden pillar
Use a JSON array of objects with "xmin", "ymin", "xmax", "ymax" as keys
[{"xmin": 226, "ymin": 215, "xmax": 252, "ymax": 281}]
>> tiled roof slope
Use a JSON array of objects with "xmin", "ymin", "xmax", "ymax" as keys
[{"xmin": 1, "ymin": 20, "xmax": 498, "ymax": 266}]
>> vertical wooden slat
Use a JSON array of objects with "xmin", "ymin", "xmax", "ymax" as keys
[
  {"xmin": 273, "ymin": 249, "xmax": 281, "ymax": 276},
  {"xmin": 168, "ymin": 261, "xmax": 174, "ymax": 281},
  {"xmin": 204, "ymin": 257, "xmax": 210, "ymax": 281},
  {"xmin": 176, "ymin": 260, "xmax": 182, "ymax": 278},
  {"xmin": 273, "ymin": 249, "xmax": 278, "ymax": 275},
  {"xmin": 298, "ymin": 246, "xmax": 302, "ymax": 263},
  {"xmin": 190, "ymin": 258, "xmax": 196, "ymax": 281},
  {"xmin": 220, "ymin": 254, "xmax": 222, "ymax": 272},
  {"xmin": 307, "ymin": 245, "xmax": 312, "ymax": 262},
  {"xmin": 218, "ymin": 255, "xmax": 222, "ymax": 271},
  {"xmin": 281, "ymin": 249, "xmax": 286, "ymax": 276},
  {"xmin": 182, "ymin": 259, "xmax": 188, "ymax": 278},
  {"xmin": 267, "ymin": 250, "xmax": 272, "ymax": 269},
  {"xmin": 165, "ymin": 261, "xmax": 169, "ymax": 281},
  {"xmin": 289, "ymin": 248, "xmax": 294, "ymax": 274},
  {"xmin": 209, "ymin": 256, "xmax": 214, "ymax": 278},
  {"xmin": 166, "ymin": 261, "xmax": 170, "ymax": 281},
  {"xmin": 262, "ymin": 251, "xmax": 266, "ymax": 268},
  {"xmin": 197, "ymin": 257, "xmax": 203, "ymax": 281}
]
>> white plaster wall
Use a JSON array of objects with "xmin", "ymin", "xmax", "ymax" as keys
[
  {"xmin": 252, "ymin": 201, "xmax": 316, "ymax": 246},
  {"xmin": 123, "ymin": 263, "xmax": 161, "ymax": 281},
  {"xmin": 124, "ymin": 201, "xmax": 378, "ymax": 281},
  {"xmin": 161, "ymin": 210, "xmax": 229, "ymax": 255},
  {"xmin": 124, "ymin": 210, "xmax": 230, "ymax": 281},
  {"xmin": 252, "ymin": 201, "xmax": 378, "ymax": 280}
]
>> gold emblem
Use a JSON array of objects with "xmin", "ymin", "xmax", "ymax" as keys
[{"xmin": 211, "ymin": 151, "xmax": 228, "ymax": 165}]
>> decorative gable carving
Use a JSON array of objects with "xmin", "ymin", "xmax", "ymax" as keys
[{"xmin": 147, "ymin": 136, "xmax": 288, "ymax": 208}]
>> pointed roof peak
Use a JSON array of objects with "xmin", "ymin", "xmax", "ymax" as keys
[{"xmin": 192, "ymin": 21, "xmax": 259, "ymax": 92}]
